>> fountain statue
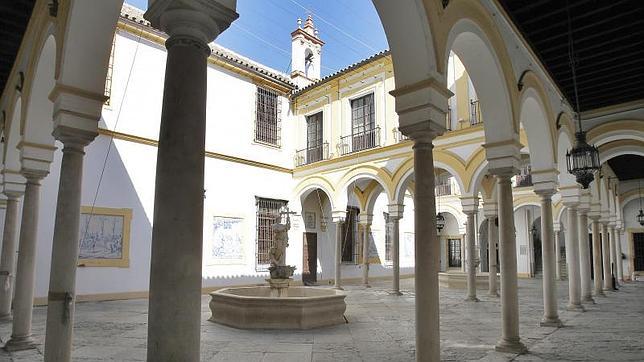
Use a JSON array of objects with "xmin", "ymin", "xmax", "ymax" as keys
[
  {"xmin": 267, "ymin": 207, "xmax": 296, "ymax": 296},
  {"xmin": 208, "ymin": 206, "xmax": 347, "ymax": 329}
]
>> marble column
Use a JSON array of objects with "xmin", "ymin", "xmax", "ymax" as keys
[
  {"xmin": 143, "ymin": 3, "xmax": 237, "ymax": 361},
  {"xmin": 43, "ymin": 134, "xmax": 95, "ymax": 361},
  {"xmin": 564, "ymin": 205, "xmax": 584, "ymax": 311},
  {"xmin": 333, "ymin": 218, "xmax": 344, "ymax": 290},
  {"xmin": 577, "ymin": 209, "xmax": 594, "ymax": 303},
  {"xmin": 536, "ymin": 191, "xmax": 562, "ymax": 326},
  {"xmin": 464, "ymin": 211, "xmax": 479, "ymax": 302},
  {"xmin": 590, "ymin": 218, "xmax": 605, "ymax": 297},
  {"xmin": 601, "ymin": 222, "xmax": 611, "ymax": 291},
  {"xmin": 4, "ymin": 171, "xmax": 47, "ymax": 351},
  {"xmin": 0, "ymin": 193, "xmax": 22, "ymax": 319},
  {"xmin": 359, "ymin": 214, "xmax": 373, "ymax": 288},
  {"xmin": 495, "ymin": 173, "xmax": 527, "ymax": 353},
  {"xmin": 388, "ymin": 204, "xmax": 404, "ymax": 295},
  {"xmin": 609, "ymin": 226, "xmax": 618, "ymax": 287},
  {"xmin": 554, "ymin": 225, "xmax": 562, "ymax": 280},
  {"xmin": 487, "ymin": 216, "xmax": 499, "ymax": 296},
  {"xmin": 616, "ymin": 229, "xmax": 624, "ymax": 282},
  {"xmin": 406, "ymin": 126, "xmax": 441, "ymax": 361}
]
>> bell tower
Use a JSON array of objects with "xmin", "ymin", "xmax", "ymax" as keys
[{"xmin": 291, "ymin": 15, "xmax": 324, "ymax": 88}]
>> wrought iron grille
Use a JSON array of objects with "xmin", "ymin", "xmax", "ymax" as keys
[
  {"xmin": 446, "ymin": 105, "xmax": 452, "ymax": 131},
  {"xmin": 393, "ymin": 127, "xmax": 409, "ymax": 143},
  {"xmin": 254, "ymin": 87, "xmax": 282, "ymax": 147},
  {"xmin": 295, "ymin": 143, "xmax": 329, "ymax": 166},
  {"xmin": 435, "ymin": 182, "xmax": 452, "ymax": 197},
  {"xmin": 470, "ymin": 99, "xmax": 482, "ymax": 125},
  {"xmin": 104, "ymin": 35, "xmax": 116, "ymax": 105},
  {"xmin": 255, "ymin": 197, "xmax": 288, "ymax": 270}
]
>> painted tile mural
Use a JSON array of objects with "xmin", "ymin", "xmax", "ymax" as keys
[
  {"xmin": 78, "ymin": 207, "xmax": 131, "ymax": 267},
  {"xmin": 209, "ymin": 216, "xmax": 244, "ymax": 264}
]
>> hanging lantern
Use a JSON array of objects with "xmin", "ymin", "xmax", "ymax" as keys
[
  {"xmin": 436, "ymin": 212, "xmax": 446, "ymax": 232},
  {"xmin": 637, "ymin": 209, "xmax": 644, "ymax": 226},
  {"xmin": 566, "ymin": 131, "xmax": 600, "ymax": 189}
]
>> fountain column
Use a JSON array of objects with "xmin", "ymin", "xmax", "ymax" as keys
[
  {"xmin": 142, "ymin": 3, "xmax": 237, "ymax": 361},
  {"xmin": 388, "ymin": 204, "xmax": 404, "ymax": 295},
  {"xmin": 359, "ymin": 214, "xmax": 373, "ymax": 288}
]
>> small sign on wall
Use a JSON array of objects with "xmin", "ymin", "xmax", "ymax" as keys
[{"xmin": 304, "ymin": 211, "xmax": 316, "ymax": 229}]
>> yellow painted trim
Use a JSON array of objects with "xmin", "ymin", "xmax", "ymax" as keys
[
  {"xmin": 98, "ymin": 128, "xmax": 293, "ymax": 174},
  {"xmin": 78, "ymin": 206, "xmax": 132, "ymax": 268},
  {"xmin": 587, "ymin": 120, "xmax": 644, "ymax": 144}
]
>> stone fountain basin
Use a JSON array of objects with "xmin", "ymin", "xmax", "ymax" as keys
[{"xmin": 209, "ymin": 286, "xmax": 346, "ymax": 329}]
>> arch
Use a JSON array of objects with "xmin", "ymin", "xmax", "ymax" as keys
[
  {"xmin": 441, "ymin": 4, "xmax": 519, "ymax": 146},
  {"xmin": 518, "ymin": 85, "xmax": 556, "ymax": 171},
  {"xmin": 3, "ymin": 97, "xmax": 22, "ymax": 172},
  {"xmin": 335, "ymin": 166, "xmax": 392, "ymax": 212},
  {"xmin": 620, "ymin": 189, "xmax": 644, "ymax": 208},
  {"xmin": 557, "ymin": 127, "xmax": 576, "ymax": 188},
  {"xmin": 513, "ymin": 194, "xmax": 542, "ymax": 211},
  {"xmin": 21, "ymin": 34, "xmax": 57, "ymax": 147},
  {"xmin": 469, "ymin": 160, "xmax": 495, "ymax": 199},
  {"xmin": 587, "ymin": 120, "xmax": 644, "ymax": 147},
  {"xmin": 372, "ymin": 0, "xmax": 439, "ymax": 88},
  {"xmin": 391, "ymin": 155, "xmax": 466, "ymax": 205},
  {"xmin": 293, "ymin": 176, "xmax": 336, "ymax": 212},
  {"xmin": 598, "ymin": 140, "xmax": 644, "ymax": 164}
]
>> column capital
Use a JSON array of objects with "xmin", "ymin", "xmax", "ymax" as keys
[
  {"xmin": 531, "ymin": 168, "xmax": 558, "ymax": 194},
  {"xmin": 358, "ymin": 213, "xmax": 373, "ymax": 225},
  {"xmin": 21, "ymin": 168, "xmax": 48, "ymax": 184},
  {"xmin": 460, "ymin": 196, "xmax": 479, "ymax": 214},
  {"xmin": 391, "ymin": 76, "xmax": 450, "ymax": 140},
  {"xmin": 145, "ymin": 0, "xmax": 238, "ymax": 45},
  {"xmin": 49, "ymin": 83, "xmax": 102, "ymax": 148},
  {"xmin": 387, "ymin": 204, "xmax": 404, "ymax": 220},
  {"xmin": 482, "ymin": 138, "xmax": 522, "ymax": 176},
  {"xmin": 1, "ymin": 169, "xmax": 26, "ymax": 195},
  {"xmin": 17, "ymin": 141, "xmax": 55, "ymax": 178},
  {"xmin": 331, "ymin": 210, "xmax": 346, "ymax": 223},
  {"xmin": 553, "ymin": 223, "xmax": 561, "ymax": 233},
  {"xmin": 534, "ymin": 188, "xmax": 556, "ymax": 199},
  {"xmin": 482, "ymin": 200, "xmax": 498, "ymax": 218}
]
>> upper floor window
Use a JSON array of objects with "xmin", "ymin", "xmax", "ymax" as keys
[
  {"xmin": 255, "ymin": 87, "xmax": 281, "ymax": 147},
  {"xmin": 255, "ymin": 197, "xmax": 288, "ymax": 270},
  {"xmin": 351, "ymin": 93, "xmax": 375, "ymax": 135}
]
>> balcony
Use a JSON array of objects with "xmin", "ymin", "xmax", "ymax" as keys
[
  {"xmin": 393, "ymin": 127, "xmax": 409, "ymax": 143},
  {"xmin": 435, "ymin": 183, "xmax": 452, "ymax": 196},
  {"xmin": 295, "ymin": 143, "xmax": 329, "ymax": 167},
  {"xmin": 337, "ymin": 127, "xmax": 381, "ymax": 156},
  {"xmin": 514, "ymin": 166, "xmax": 533, "ymax": 187}
]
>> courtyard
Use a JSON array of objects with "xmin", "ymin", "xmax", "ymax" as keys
[{"xmin": 1, "ymin": 278, "xmax": 642, "ymax": 361}]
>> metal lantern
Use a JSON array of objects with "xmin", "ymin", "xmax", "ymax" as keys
[
  {"xmin": 566, "ymin": 131, "xmax": 600, "ymax": 189},
  {"xmin": 637, "ymin": 209, "xmax": 644, "ymax": 226},
  {"xmin": 436, "ymin": 212, "xmax": 446, "ymax": 232}
]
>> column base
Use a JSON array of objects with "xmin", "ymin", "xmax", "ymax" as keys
[
  {"xmin": 595, "ymin": 290, "xmax": 606, "ymax": 297},
  {"xmin": 566, "ymin": 303, "xmax": 586, "ymax": 312},
  {"xmin": 389, "ymin": 291, "xmax": 403, "ymax": 296},
  {"xmin": 464, "ymin": 296, "xmax": 480, "ymax": 302},
  {"xmin": 495, "ymin": 338, "xmax": 527, "ymax": 354},
  {"xmin": 363, "ymin": 284, "xmax": 371, "ymax": 288},
  {"xmin": 0, "ymin": 313, "xmax": 12, "ymax": 322},
  {"xmin": 333, "ymin": 286, "xmax": 344, "ymax": 291},
  {"xmin": 582, "ymin": 296, "xmax": 596, "ymax": 304},
  {"xmin": 539, "ymin": 317, "xmax": 563, "ymax": 328},
  {"xmin": 3, "ymin": 335, "xmax": 38, "ymax": 352}
]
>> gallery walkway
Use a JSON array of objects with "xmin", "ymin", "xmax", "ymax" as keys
[{"xmin": 1, "ymin": 278, "xmax": 642, "ymax": 361}]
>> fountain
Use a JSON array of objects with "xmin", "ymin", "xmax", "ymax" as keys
[{"xmin": 209, "ymin": 207, "xmax": 346, "ymax": 329}]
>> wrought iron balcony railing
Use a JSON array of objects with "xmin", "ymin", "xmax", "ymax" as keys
[
  {"xmin": 435, "ymin": 183, "xmax": 452, "ymax": 196},
  {"xmin": 295, "ymin": 142, "xmax": 329, "ymax": 167},
  {"xmin": 470, "ymin": 99, "xmax": 482, "ymax": 126},
  {"xmin": 337, "ymin": 127, "xmax": 381, "ymax": 156},
  {"xmin": 393, "ymin": 127, "xmax": 409, "ymax": 143},
  {"xmin": 515, "ymin": 174, "xmax": 533, "ymax": 187}
]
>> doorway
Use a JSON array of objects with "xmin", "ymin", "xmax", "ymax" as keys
[{"xmin": 303, "ymin": 232, "xmax": 318, "ymax": 285}]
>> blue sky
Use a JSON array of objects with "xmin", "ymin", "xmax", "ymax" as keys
[{"xmin": 125, "ymin": 0, "xmax": 388, "ymax": 77}]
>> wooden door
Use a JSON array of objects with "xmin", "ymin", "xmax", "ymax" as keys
[
  {"xmin": 303, "ymin": 232, "xmax": 318, "ymax": 285},
  {"xmin": 634, "ymin": 232, "xmax": 644, "ymax": 272}
]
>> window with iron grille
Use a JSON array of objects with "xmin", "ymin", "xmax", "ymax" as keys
[
  {"xmin": 255, "ymin": 197, "xmax": 288, "ymax": 270},
  {"xmin": 448, "ymin": 238, "xmax": 462, "ymax": 268},
  {"xmin": 342, "ymin": 206, "xmax": 360, "ymax": 263},
  {"xmin": 104, "ymin": 35, "xmax": 116, "ymax": 106},
  {"xmin": 255, "ymin": 87, "xmax": 282, "ymax": 147},
  {"xmin": 306, "ymin": 112, "xmax": 323, "ymax": 162},
  {"xmin": 384, "ymin": 212, "xmax": 392, "ymax": 263}
]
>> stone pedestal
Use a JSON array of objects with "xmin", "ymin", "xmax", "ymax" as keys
[{"xmin": 266, "ymin": 278, "xmax": 292, "ymax": 297}]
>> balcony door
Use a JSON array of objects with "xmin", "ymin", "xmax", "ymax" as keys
[
  {"xmin": 306, "ymin": 112, "xmax": 323, "ymax": 163},
  {"xmin": 351, "ymin": 93, "xmax": 375, "ymax": 152}
]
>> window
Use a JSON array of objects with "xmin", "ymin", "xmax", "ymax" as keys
[
  {"xmin": 342, "ymin": 207, "xmax": 360, "ymax": 263},
  {"xmin": 448, "ymin": 238, "xmax": 462, "ymax": 268},
  {"xmin": 255, "ymin": 197, "xmax": 288, "ymax": 270},
  {"xmin": 306, "ymin": 112, "xmax": 323, "ymax": 162},
  {"xmin": 350, "ymin": 93, "xmax": 377, "ymax": 152},
  {"xmin": 305, "ymin": 49, "xmax": 314, "ymax": 78},
  {"xmin": 255, "ymin": 87, "xmax": 282, "ymax": 146},
  {"xmin": 634, "ymin": 232, "xmax": 644, "ymax": 272}
]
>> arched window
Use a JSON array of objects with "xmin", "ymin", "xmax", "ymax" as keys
[{"xmin": 304, "ymin": 48, "xmax": 314, "ymax": 78}]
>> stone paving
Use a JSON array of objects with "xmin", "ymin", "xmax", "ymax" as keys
[{"xmin": 1, "ymin": 278, "xmax": 643, "ymax": 361}]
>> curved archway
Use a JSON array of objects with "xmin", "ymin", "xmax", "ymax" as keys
[
  {"xmin": 519, "ymin": 87, "xmax": 556, "ymax": 172},
  {"xmin": 293, "ymin": 177, "xmax": 337, "ymax": 212},
  {"xmin": 3, "ymin": 97, "xmax": 22, "ymax": 173}
]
